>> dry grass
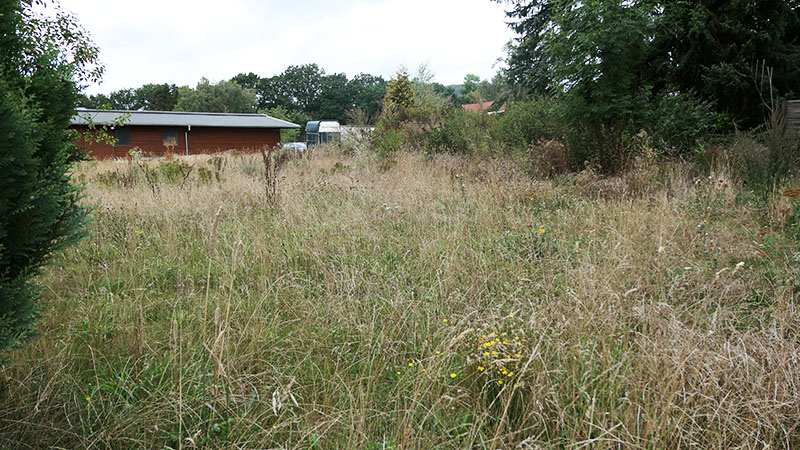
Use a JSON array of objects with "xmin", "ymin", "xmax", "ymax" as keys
[{"xmin": 0, "ymin": 147, "xmax": 798, "ymax": 449}]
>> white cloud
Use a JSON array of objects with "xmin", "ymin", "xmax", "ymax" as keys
[{"xmin": 52, "ymin": 0, "xmax": 514, "ymax": 93}]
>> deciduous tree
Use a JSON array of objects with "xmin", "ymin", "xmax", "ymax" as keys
[{"xmin": 175, "ymin": 78, "xmax": 256, "ymax": 113}]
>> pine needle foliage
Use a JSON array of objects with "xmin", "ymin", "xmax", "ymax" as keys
[
  {"xmin": 384, "ymin": 69, "xmax": 415, "ymax": 111},
  {"xmin": 0, "ymin": 1, "xmax": 89, "ymax": 362}
]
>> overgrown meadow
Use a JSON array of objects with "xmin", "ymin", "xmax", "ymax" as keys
[{"xmin": 1, "ymin": 147, "xmax": 799, "ymax": 449}]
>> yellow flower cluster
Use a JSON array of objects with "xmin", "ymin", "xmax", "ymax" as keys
[{"xmin": 474, "ymin": 331, "xmax": 526, "ymax": 384}]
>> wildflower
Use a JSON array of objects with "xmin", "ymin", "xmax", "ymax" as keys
[
  {"xmin": 436, "ymin": 351, "xmax": 441, "ymax": 355},
  {"xmin": 273, "ymin": 425, "xmax": 277, "ymax": 429},
  {"xmin": 492, "ymin": 351, "xmax": 498, "ymax": 357},
  {"xmin": 408, "ymin": 362, "xmax": 414, "ymax": 367},
  {"xmin": 450, "ymin": 373, "xmax": 457, "ymax": 378},
  {"xmin": 507, "ymin": 372, "xmax": 514, "ymax": 377},
  {"xmin": 442, "ymin": 318, "xmax": 448, "ymax": 323},
  {"xmin": 396, "ymin": 371, "xmax": 401, "ymax": 375},
  {"xmin": 539, "ymin": 227, "xmax": 546, "ymax": 234},
  {"xmin": 502, "ymin": 340, "xmax": 508, "ymax": 345},
  {"xmin": 514, "ymin": 336, "xmax": 519, "ymax": 340},
  {"xmin": 478, "ymin": 366, "xmax": 485, "ymax": 371},
  {"xmin": 498, "ymin": 380, "xmax": 503, "ymax": 385},
  {"xmin": 484, "ymin": 352, "xmax": 490, "ymax": 357},
  {"xmin": 514, "ymin": 353, "xmax": 522, "ymax": 358}
]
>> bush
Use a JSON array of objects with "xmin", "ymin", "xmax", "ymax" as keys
[
  {"xmin": 494, "ymin": 97, "xmax": 563, "ymax": 154},
  {"xmin": 560, "ymin": 90, "xmax": 721, "ymax": 173},
  {"xmin": 721, "ymin": 124, "xmax": 798, "ymax": 193},
  {"xmin": 425, "ymin": 110, "xmax": 496, "ymax": 155},
  {"xmin": 374, "ymin": 129, "xmax": 406, "ymax": 158},
  {"xmin": 647, "ymin": 92, "xmax": 721, "ymax": 156}
]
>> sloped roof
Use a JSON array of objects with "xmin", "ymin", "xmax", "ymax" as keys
[
  {"xmin": 71, "ymin": 109, "xmax": 300, "ymax": 129},
  {"xmin": 462, "ymin": 101, "xmax": 494, "ymax": 112}
]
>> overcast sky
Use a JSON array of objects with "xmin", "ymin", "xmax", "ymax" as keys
[{"xmin": 49, "ymin": 0, "xmax": 517, "ymax": 94}]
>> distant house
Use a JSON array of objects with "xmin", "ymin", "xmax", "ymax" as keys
[
  {"xmin": 71, "ymin": 109, "xmax": 300, "ymax": 159},
  {"xmin": 461, "ymin": 101, "xmax": 506, "ymax": 114}
]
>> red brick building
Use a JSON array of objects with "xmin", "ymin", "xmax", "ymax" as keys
[{"xmin": 71, "ymin": 109, "xmax": 300, "ymax": 159}]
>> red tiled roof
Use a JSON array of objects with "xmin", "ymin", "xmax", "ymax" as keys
[{"xmin": 462, "ymin": 101, "xmax": 495, "ymax": 112}]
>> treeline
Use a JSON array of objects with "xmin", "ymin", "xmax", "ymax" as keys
[
  {"xmin": 78, "ymin": 63, "xmax": 508, "ymax": 127},
  {"xmin": 78, "ymin": 64, "xmax": 386, "ymax": 125}
]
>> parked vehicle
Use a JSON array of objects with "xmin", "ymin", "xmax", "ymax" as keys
[
  {"xmin": 282, "ymin": 142, "xmax": 308, "ymax": 157},
  {"xmin": 305, "ymin": 121, "xmax": 341, "ymax": 147}
]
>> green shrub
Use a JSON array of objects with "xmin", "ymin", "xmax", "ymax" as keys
[
  {"xmin": 494, "ymin": 98, "xmax": 563, "ymax": 154},
  {"xmin": 647, "ymin": 92, "xmax": 721, "ymax": 156},
  {"xmin": 374, "ymin": 129, "xmax": 405, "ymax": 158},
  {"xmin": 156, "ymin": 161, "xmax": 193, "ymax": 184},
  {"xmin": 426, "ymin": 110, "xmax": 496, "ymax": 155}
]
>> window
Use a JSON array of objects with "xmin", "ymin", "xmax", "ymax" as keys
[
  {"xmin": 162, "ymin": 129, "xmax": 178, "ymax": 147},
  {"xmin": 114, "ymin": 128, "xmax": 130, "ymax": 146}
]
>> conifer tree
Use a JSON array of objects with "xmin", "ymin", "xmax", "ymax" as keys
[
  {"xmin": 0, "ymin": 1, "xmax": 98, "ymax": 362},
  {"xmin": 384, "ymin": 69, "xmax": 415, "ymax": 110}
]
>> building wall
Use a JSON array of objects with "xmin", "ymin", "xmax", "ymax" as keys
[
  {"xmin": 785, "ymin": 100, "xmax": 800, "ymax": 134},
  {"xmin": 72, "ymin": 125, "xmax": 281, "ymax": 159}
]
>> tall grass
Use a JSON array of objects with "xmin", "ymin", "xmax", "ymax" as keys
[{"xmin": 0, "ymin": 148, "xmax": 798, "ymax": 449}]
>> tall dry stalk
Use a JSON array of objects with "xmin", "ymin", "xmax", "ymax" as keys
[{"xmin": 259, "ymin": 145, "xmax": 290, "ymax": 204}]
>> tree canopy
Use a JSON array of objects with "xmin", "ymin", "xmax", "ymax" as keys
[
  {"xmin": 496, "ymin": 0, "xmax": 800, "ymax": 126},
  {"xmin": 233, "ymin": 65, "xmax": 387, "ymax": 123},
  {"xmin": 174, "ymin": 78, "xmax": 256, "ymax": 113},
  {"xmin": 80, "ymin": 65, "xmax": 388, "ymax": 125}
]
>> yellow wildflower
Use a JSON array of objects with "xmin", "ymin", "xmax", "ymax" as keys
[{"xmin": 450, "ymin": 373, "xmax": 457, "ymax": 378}]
